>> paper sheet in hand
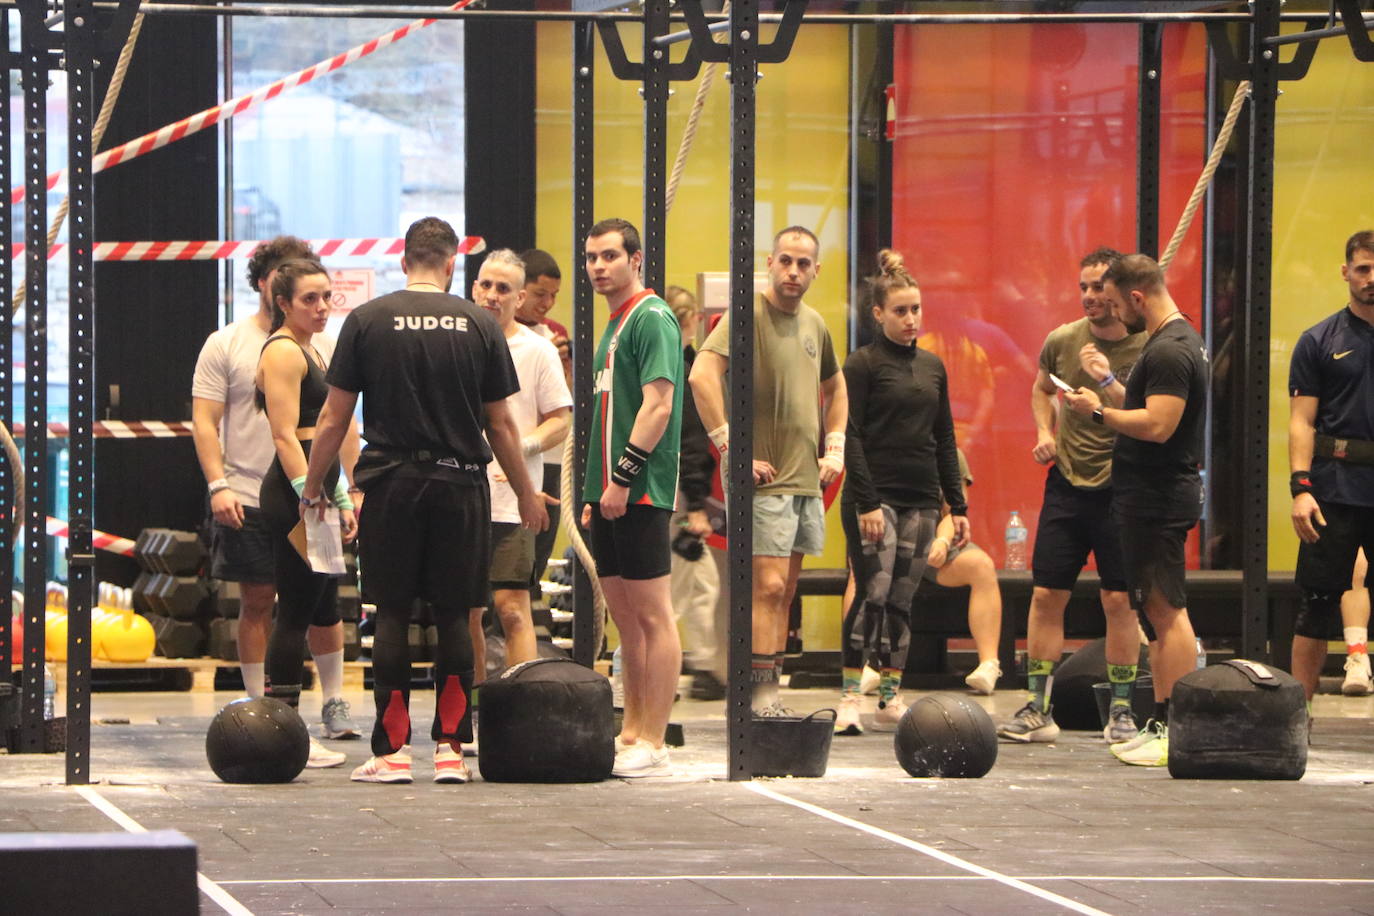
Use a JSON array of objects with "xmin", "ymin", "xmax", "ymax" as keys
[
  {"xmin": 288, "ymin": 507, "xmax": 345, "ymax": 575},
  {"xmin": 1048, "ymin": 373, "xmax": 1075, "ymax": 393}
]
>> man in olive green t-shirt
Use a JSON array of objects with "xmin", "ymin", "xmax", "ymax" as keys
[
  {"xmin": 998, "ymin": 247, "xmax": 1147, "ymax": 746},
  {"xmin": 690, "ymin": 226, "xmax": 848, "ymax": 715}
]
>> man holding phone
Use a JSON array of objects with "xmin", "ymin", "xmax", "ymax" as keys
[{"xmin": 999, "ymin": 247, "xmax": 1146, "ymax": 744}]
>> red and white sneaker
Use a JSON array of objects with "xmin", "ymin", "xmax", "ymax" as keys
[
  {"xmin": 433, "ymin": 743, "xmax": 471, "ymax": 784},
  {"xmin": 350, "ymin": 746, "xmax": 413, "ymax": 784}
]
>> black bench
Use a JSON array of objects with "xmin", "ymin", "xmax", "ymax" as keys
[{"xmin": 790, "ymin": 569, "xmax": 1302, "ymax": 689}]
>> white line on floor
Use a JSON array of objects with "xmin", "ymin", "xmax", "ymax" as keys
[
  {"xmin": 212, "ymin": 874, "xmax": 1374, "ymax": 887},
  {"xmin": 744, "ymin": 781, "xmax": 1114, "ymax": 916},
  {"xmin": 74, "ymin": 786, "xmax": 255, "ymax": 916}
]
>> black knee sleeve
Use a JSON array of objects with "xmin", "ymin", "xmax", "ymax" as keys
[{"xmin": 1295, "ymin": 589, "xmax": 1344, "ymax": 640}]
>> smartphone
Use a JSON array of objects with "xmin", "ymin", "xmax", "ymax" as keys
[{"xmin": 1048, "ymin": 373, "xmax": 1075, "ymax": 394}]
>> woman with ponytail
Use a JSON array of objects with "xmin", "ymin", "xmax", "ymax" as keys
[
  {"xmin": 835, "ymin": 249, "xmax": 972, "ymax": 735},
  {"xmin": 255, "ymin": 258, "xmax": 358, "ymax": 747}
]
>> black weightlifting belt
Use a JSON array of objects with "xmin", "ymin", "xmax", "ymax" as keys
[
  {"xmin": 367, "ymin": 447, "xmax": 464, "ymax": 464},
  {"xmin": 1314, "ymin": 433, "xmax": 1374, "ymax": 466}
]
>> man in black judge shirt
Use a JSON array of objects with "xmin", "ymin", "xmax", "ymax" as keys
[
  {"xmin": 1063, "ymin": 253, "xmax": 1208, "ymax": 768},
  {"xmin": 302, "ymin": 217, "xmax": 547, "ymax": 785}
]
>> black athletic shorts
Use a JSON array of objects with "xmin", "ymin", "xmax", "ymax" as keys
[
  {"xmin": 358, "ymin": 475, "xmax": 492, "ymax": 610},
  {"xmin": 1114, "ymin": 508, "xmax": 1197, "ymax": 621},
  {"xmin": 1032, "ymin": 466, "xmax": 1128, "ymax": 592},
  {"xmin": 1296, "ymin": 499, "xmax": 1374, "ymax": 593},
  {"xmin": 590, "ymin": 503, "xmax": 672, "ymax": 580},
  {"xmin": 209, "ymin": 505, "xmax": 275, "ymax": 585}
]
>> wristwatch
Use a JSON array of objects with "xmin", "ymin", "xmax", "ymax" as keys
[
  {"xmin": 300, "ymin": 493, "xmax": 322, "ymax": 508},
  {"xmin": 1091, "ymin": 407, "xmax": 1105, "ymax": 425}
]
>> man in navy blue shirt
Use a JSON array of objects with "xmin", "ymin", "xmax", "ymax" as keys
[{"xmin": 1289, "ymin": 230, "xmax": 1374, "ymax": 701}]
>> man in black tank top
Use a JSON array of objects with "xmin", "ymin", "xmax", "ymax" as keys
[
  {"xmin": 1064, "ymin": 254, "xmax": 1207, "ymax": 769},
  {"xmin": 301, "ymin": 217, "xmax": 548, "ymax": 785}
]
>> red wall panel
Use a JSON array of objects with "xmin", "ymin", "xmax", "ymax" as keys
[{"xmin": 891, "ymin": 23, "xmax": 1206, "ymax": 568}]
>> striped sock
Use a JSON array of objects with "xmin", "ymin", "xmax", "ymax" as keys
[
  {"xmin": 1027, "ymin": 658, "xmax": 1056, "ymax": 713},
  {"xmin": 1345, "ymin": 625, "xmax": 1367, "ymax": 656},
  {"xmin": 1108, "ymin": 663, "xmax": 1138, "ymax": 710},
  {"xmin": 842, "ymin": 666, "xmax": 862, "ymax": 696}
]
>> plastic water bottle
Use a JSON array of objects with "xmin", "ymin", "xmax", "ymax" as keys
[
  {"xmin": 42, "ymin": 663, "xmax": 57, "ymax": 719},
  {"xmin": 1195, "ymin": 638, "xmax": 1207, "ymax": 670},
  {"xmin": 610, "ymin": 645, "xmax": 624, "ymax": 707},
  {"xmin": 1004, "ymin": 511, "xmax": 1028, "ymax": 570}
]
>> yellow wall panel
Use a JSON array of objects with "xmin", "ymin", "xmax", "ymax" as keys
[
  {"xmin": 534, "ymin": 23, "xmax": 853, "ymax": 650},
  {"xmin": 1269, "ymin": 39, "xmax": 1374, "ymax": 570}
]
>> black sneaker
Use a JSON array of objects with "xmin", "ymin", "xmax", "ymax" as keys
[{"xmin": 689, "ymin": 670, "xmax": 727, "ymax": 701}]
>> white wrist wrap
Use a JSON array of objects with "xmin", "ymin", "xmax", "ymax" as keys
[
  {"xmin": 708, "ymin": 423, "xmax": 730, "ymax": 453},
  {"xmin": 824, "ymin": 432, "xmax": 845, "ymax": 460}
]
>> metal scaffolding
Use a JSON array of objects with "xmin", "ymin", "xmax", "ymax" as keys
[{"xmin": 2, "ymin": 0, "xmax": 1372, "ymax": 784}]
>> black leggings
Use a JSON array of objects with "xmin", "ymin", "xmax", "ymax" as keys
[
  {"xmin": 371, "ymin": 599, "xmax": 474, "ymax": 756},
  {"xmin": 840, "ymin": 502, "xmax": 939, "ymax": 672},
  {"xmin": 259, "ymin": 442, "xmax": 341, "ymax": 707}
]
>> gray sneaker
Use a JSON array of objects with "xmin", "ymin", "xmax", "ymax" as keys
[
  {"xmin": 1102, "ymin": 704, "xmax": 1138, "ymax": 743},
  {"xmin": 753, "ymin": 702, "xmax": 796, "ymax": 718},
  {"xmin": 997, "ymin": 702, "xmax": 1060, "ymax": 743},
  {"xmin": 321, "ymin": 697, "xmax": 361, "ymax": 740}
]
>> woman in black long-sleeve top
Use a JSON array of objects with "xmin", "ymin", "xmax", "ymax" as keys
[{"xmin": 836, "ymin": 250, "xmax": 971, "ymax": 735}]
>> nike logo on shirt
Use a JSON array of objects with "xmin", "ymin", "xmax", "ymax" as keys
[{"xmin": 1333, "ymin": 350, "xmax": 1354, "ymax": 359}]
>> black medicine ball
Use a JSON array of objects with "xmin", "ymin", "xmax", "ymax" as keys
[
  {"xmin": 206, "ymin": 697, "xmax": 310, "ymax": 784},
  {"xmin": 894, "ymin": 694, "xmax": 998, "ymax": 778}
]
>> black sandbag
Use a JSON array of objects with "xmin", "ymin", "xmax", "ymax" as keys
[
  {"xmin": 1048, "ymin": 637, "xmax": 1152, "ymax": 730},
  {"xmin": 1168, "ymin": 659, "xmax": 1307, "ymax": 780},
  {"xmin": 477, "ymin": 658, "xmax": 614, "ymax": 783}
]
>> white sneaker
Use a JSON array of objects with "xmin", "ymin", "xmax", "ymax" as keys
[
  {"xmin": 859, "ymin": 665, "xmax": 881, "ymax": 696},
  {"xmin": 834, "ymin": 694, "xmax": 864, "ymax": 736},
  {"xmin": 1342, "ymin": 652, "xmax": 1373, "ymax": 696},
  {"xmin": 870, "ymin": 697, "xmax": 907, "ymax": 732},
  {"xmin": 1113, "ymin": 721, "xmax": 1168, "ymax": 767},
  {"xmin": 306, "ymin": 736, "xmax": 346, "ymax": 768},
  {"xmin": 1110, "ymin": 718, "xmax": 1161, "ymax": 756},
  {"xmin": 611, "ymin": 742, "xmax": 671, "ymax": 777},
  {"xmin": 433, "ymin": 744, "xmax": 471, "ymax": 784},
  {"xmin": 350, "ymin": 745, "xmax": 413, "ymax": 783},
  {"xmin": 964, "ymin": 659, "xmax": 1001, "ymax": 695}
]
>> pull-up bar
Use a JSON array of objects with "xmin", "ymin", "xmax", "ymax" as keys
[{"xmin": 5, "ymin": 2, "xmax": 1269, "ymax": 26}]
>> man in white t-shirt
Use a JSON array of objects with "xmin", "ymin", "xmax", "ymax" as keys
[
  {"xmin": 469, "ymin": 249, "xmax": 572, "ymax": 675},
  {"xmin": 516, "ymin": 249, "xmax": 570, "ymax": 602},
  {"xmin": 191, "ymin": 236, "xmax": 360, "ymax": 763}
]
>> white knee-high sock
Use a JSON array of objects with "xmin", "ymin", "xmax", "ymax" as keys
[
  {"xmin": 314, "ymin": 650, "xmax": 345, "ymax": 701},
  {"xmin": 241, "ymin": 662, "xmax": 265, "ymax": 699}
]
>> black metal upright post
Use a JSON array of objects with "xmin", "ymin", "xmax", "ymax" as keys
[
  {"xmin": 64, "ymin": 0, "xmax": 97, "ymax": 785},
  {"xmin": 0, "ymin": 8, "xmax": 13, "ymax": 676},
  {"xmin": 724, "ymin": 0, "xmax": 758, "ymax": 783},
  {"xmin": 849, "ymin": 19, "xmax": 893, "ymax": 350},
  {"xmin": 1241, "ymin": 0, "xmax": 1280, "ymax": 662},
  {"xmin": 570, "ymin": 19, "xmax": 597, "ymax": 668},
  {"xmin": 17, "ymin": 0, "xmax": 54, "ymax": 755},
  {"xmin": 1137, "ymin": 22, "xmax": 1162, "ymax": 257},
  {"xmin": 641, "ymin": 0, "xmax": 670, "ymax": 293}
]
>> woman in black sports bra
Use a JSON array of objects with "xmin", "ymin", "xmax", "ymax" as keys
[{"xmin": 255, "ymin": 258, "xmax": 358, "ymax": 713}]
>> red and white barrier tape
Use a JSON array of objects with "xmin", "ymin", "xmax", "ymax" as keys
[
  {"xmin": 45, "ymin": 517, "xmax": 137, "ymax": 557},
  {"xmin": 10, "ymin": 0, "xmax": 477, "ymax": 206},
  {"xmin": 12, "ymin": 421, "xmax": 194, "ymax": 439},
  {"xmin": 11, "ymin": 236, "xmax": 485, "ymax": 262}
]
